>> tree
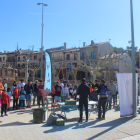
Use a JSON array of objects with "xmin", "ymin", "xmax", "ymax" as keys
[
  {"xmin": 29, "ymin": 64, "xmax": 40, "ymax": 82},
  {"xmin": 72, "ymin": 49, "xmax": 122, "ymax": 83},
  {"xmin": 17, "ymin": 45, "xmax": 34, "ymax": 83}
]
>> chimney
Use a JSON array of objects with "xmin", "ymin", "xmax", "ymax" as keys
[
  {"xmin": 64, "ymin": 42, "xmax": 66, "ymax": 50},
  {"xmin": 91, "ymin": 40, "xmax": 94, "ymax": 45},
  {"xmin": 83, "ymin": 42, "xmax": 86, "ymax": 47},
  {"xmin": 4, "ymin": 50, "xmax": 6, "ymax": 53}
]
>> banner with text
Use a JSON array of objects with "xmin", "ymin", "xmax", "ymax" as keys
[
  {"xmin": 117, "ymin": 73, "xmax": 138, "ymax": 117},
  {"xmin": 44, "ymin": 52, "xmax": 51, "ymax": 93}
]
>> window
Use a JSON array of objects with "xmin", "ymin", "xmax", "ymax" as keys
[
  {"xmin": 30, "ymin": 56, "xmax": 32, "ymax": 60},
  {"xmin": 34, "ymin": 55, "xmax": 37, "ymax": 60},
  {"xmin": 82, "ymin": 53, "xmax": 86, "ymax": 59},
  {"xmin": 3, "ymin": 57, "xmax": 5, "ymax": 60},
  {"xmin": 66, "ymin": 54, "xmax": 70, "ymax": 60},
  {"xmin": 18, "ymin": 57, "xmax": 20, "ymax": 61},
  {"xmin": 18, "ymin": 64, "xmax": 20, "ymax": 68},
  {"xmin": 0, "ymin": 57, "xmax": 1, "ymax": 62},
  {"xmin": 74, "ymin": 55, "xmax": 76, "ymax": 60},
  {"xmin": 73, "ymin": 63, "xmax": 77, "ymax": 67},
  {"xmin": 91, "ymin": 52, "xmax": 95, "ymax": 59}
]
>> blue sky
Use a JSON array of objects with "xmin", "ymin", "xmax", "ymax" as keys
[{"xmin": 0, "ymin": 0, "xmax": 140, "ymax": 52}]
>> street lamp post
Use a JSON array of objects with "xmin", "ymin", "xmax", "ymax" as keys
[
  {"xmin": 37, "ymin": 3, "xmax": 47, "ymax": 80},
  {"xmin": 109, "ymin": 39, "xmax": 111, "ymax": 81},
  {"xmin": 130, "ymin": 0, "xmax": 136, "ymax": 117}
]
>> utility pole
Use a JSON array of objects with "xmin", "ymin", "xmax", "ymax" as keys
[{"xmin": 130, "ymin": 0, "xmax": 136, "ymax": 117}]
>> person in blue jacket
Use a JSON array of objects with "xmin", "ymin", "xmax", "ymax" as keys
[
  {"xmin": 95, "ymin": 79, "xmax": 108, "ymax": 119},
  {"xmin": 20, "ymin": 86, "xmax": 26, "ymax": 109}
]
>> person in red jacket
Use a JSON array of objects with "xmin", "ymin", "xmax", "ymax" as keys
[
  {"xmin": 52, "ymin": 82, "xmax": 56, "ymax": 105},
  {"xmin": 1, "ymin": 89, "xmax": 10, "ymax": 117},
  {"xmin": 13, "ymin": 84, "xmax": 19, "ymax": 110}
]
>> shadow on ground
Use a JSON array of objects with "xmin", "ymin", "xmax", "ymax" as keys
[
  {"xmin": 0, "ymin": 121, "xmax": 33, "ymax": 127},
  {"xmin": 43, "ymin": 116, "xmax": 133, "ymax": 140}
]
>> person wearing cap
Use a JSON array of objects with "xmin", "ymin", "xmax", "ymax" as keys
[
  {"xmin": 96, "ymin": 79, "xmax": 108, "ymax": 119},
  {"xmin": 3, "ymin": 79, "xmax": 8, "ymax": 91},
  {"xmin": 77, "ymin": 78, "xmax": 90, "ymax": 122}
]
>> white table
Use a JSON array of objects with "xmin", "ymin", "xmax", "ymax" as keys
[{"xmin": 57, "ymin": 101, "xmax": 98, "ymax": 118}]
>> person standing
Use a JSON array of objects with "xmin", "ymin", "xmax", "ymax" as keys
[
  {"xmin": 108, "ymin": 80, "xmax": 117, "ymax": 108},
  {"xmin": 7, "ymin": 88, "xmax": 11, "ymax": 110},
  {"xmin": 0, "ymin": 78, "xmax": 4, "ymax": 95},
  {"xmin": 61, "ymin": 84, "xmax": 69, "ymax": 102},
  {"xmin": 1, "ymin": 89, "xmax": 10, "ymax": 117},
  {"xmin": 55, "ymin": 82, "xmax": 62, "ymax": 105},
  {"xmin": 20, "ymin": 86, "xmax": 26, "ymax": 109},
  {"xmin": 13, "ymin": 84, "xmax": 19, "ymax": 110},
  {"xmin": 69, "ymin": 84, "xmax": 76, "ymax": 99},
  {"xmin": 73, "ymin": 81, "xmax": 78, "ymax": 100},
  {"xmin": 60, "ymin": 79, "xmax": 64, "ymax": 88},
  {"xmin": 52, "ymin": 82, "xmax": 56, "ymax": 104},
  {"xmin": 11, "ymin": 81, "xmax": 17, "ymax": 95},
  {"xmin": 18, "ymin": 79, "xmax": 25, "ymax": 91},
  {"xmin": 33, "ymin": 80, "xmax": 39, "ymax": 105},
  {"xmin": 24, "ymin": 80, "xmax": 33, "ymax": 108},
  {"xmin": 77, "ymin": 78, "xmax": 90, "ymax": 122},
  {"xmin": 38, "ymin": 80, "xmax": 44, "ymax": 108},
  {"xmin": 94, "ymin": 79, "xmax": 99, "ymax": 89},
  {"xmin": 96, "ymin": 79, "xmax": 108, "ymax": 119},
  {"xmin": 106, "ymin": 90, "xmax": 112, "ymax": 109},
  {"xmin": 3, "ymin": 79, "xmax": 8, "ymax": 91}
]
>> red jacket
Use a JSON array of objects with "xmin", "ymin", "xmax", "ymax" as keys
[
  {"xmin": 1, "ymin": 94, "xmax": 10, "ymax": 104},
  {"xmin": 52, "ymin": 85, "xmax": 55, "ymax": 94},
  {"xmin": 13, "ymin": 88, "xmax": 19, "ymax": 98}
]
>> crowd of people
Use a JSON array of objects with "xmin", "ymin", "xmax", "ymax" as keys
[
  {"xmin": 0, "ymin": 78, "xmax": 48, "ymax": 119},
  {"xmin": 0, "ymin": 77, "xmax": 118, "ymax": 123}
]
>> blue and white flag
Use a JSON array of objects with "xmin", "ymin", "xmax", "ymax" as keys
[{"xmin": 44, "ymin": 52, "xmax": 52, "ymax": 93}]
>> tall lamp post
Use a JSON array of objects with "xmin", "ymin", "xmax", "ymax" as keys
[
  {"xmin": 130, "ymin": 0, "xmax": 136, "ymax": 117},
  {"xmin": 37, "ymin": 3, "xmax": 47, "ymax": 80},
  {"xmin": 109, "ymin": 38, "xmax": 111, "ymax": 81}
]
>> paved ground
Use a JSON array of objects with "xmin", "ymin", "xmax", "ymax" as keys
[{"xmin": 0, "ymin": 96, "xmax": 140, "ymax": 140}]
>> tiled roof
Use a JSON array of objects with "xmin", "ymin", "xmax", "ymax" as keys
[{"xmin": 82, "ymin": 42, "xmax": 108, "ymax": 48}]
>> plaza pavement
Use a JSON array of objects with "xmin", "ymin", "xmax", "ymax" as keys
[{"xmin": 0, "ymin": 96, "xmax": 140, "ymax": 140}]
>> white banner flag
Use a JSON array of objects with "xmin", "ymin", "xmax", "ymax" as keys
[
  {"xmin": 44, "ymin": 52, "xmax": 52, "ymax": 93},
  {"xmin": 117, "ymin": 73, "xmax": 138, "ymax": 117}
]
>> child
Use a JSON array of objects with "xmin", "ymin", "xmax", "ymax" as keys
[
  {"xmin": 89, "ymin": 85, "xmax": 94, "ymax": 101},
  {"xmin": 69, "ymin": 85, "xmax": 76, "ymax": 99},
  {"xmin": 13, "ymin": 84, "xmax": 19, "ymax": 110},
  {"xmin": 41, "ymin": 89, "xmax": 48, "ymax": 108},
  {"xmin": 20, "ymin": 86, "xmax": 26, "ymax": 109},
  {"xmin": 1, "ymin": 89, "xmax": 10, "ymax": 117},
  {"xmin": 106, "ymin": 90, "xmax": 112, "ymax": 109},
  {"xmin": 90, "ymin": 87, "xmax": 98, "ymax": 101},
  {"xmin": 7, "ymin": 88, "xmax": 11, "ymax": 110},
  {"xmin": 61, "ymin": 84, "xmax": 69, "ymax": 102}
]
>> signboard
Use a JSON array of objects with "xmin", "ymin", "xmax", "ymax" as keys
[
  {"xmin": 44, "ymin": 52, "xmax": 51, "ymax": 93},
  {"xmin": 117, "ymin": 73, "xmax": 138, "ymax": 117}
]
